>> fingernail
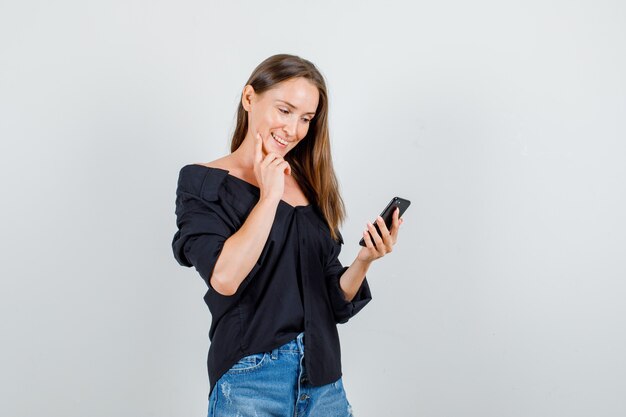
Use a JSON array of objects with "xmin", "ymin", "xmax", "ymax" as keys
[{"xmin": 377, "ymin": 215, "xmax": 383, "ymax": 221}]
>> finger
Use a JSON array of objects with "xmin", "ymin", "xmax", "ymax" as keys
[
  {"xmin": 262, "ymin": 152, "xmax": 281, "ymax": 168},
  {"xmin": 255, "ymin": 133, "xmax": 264, "ymax": 164},
  {"xmin": 363, "ymin": 228, "xmax": 375, "ymax": 249},
  {"xmin": 376, "ymin": 216, "xmax": 394, "ymax": 252},
  {"xmin": 269, "ymin": 156, "xmax": 286, "ymax": 168},
  {"xmin": 375, "ymin": 215, "xmax": 392, "ymax": 239},
  {"xmin": 271, "ymin": 160, "xmax": 289, "ymax": 175},
  {"xmin": 281, "ymin": 161, "xmax": 291, "ymax": 176},
  {"xmin": 367, "ymin": 222, "xmax": 384, "ymax": 252},
  {"xmin": 390, "ymin": 207, "xmax": 401, "ymax": 240}
]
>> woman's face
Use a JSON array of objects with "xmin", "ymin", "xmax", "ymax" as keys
[{"xmin": 243, "ymin": 77, "xmax": 320, "ymax": 155}]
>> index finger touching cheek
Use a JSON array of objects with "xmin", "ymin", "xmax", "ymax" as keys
[{"xmin": 255, "ymin": 133, "xmax": 264, "ymax": 162}]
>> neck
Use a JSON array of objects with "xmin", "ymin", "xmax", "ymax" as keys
[{"xmin": 231, "ymin": 131, "xmax": 269, "ymax": 169}]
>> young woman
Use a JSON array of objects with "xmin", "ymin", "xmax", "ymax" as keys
[{"xmin": 172, "ymin": 54, "xmax": 403, "ymax": 417}]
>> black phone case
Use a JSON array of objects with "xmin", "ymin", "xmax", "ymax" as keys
[{"xmin": 359, "ymin": 197, "xmax": 411, "ymax": 247}]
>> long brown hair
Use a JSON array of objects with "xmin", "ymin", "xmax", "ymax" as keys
[{"xmin": 230, "ymin": 54, "xmax": 345, "ymax": 242}]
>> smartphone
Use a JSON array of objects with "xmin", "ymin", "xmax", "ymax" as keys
[{"xmin": 359, "ymin": 197, "xmax": 411, "ymax": 246}]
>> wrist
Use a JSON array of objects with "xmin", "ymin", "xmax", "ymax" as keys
[
  {"xmin": 258, "ymin": 195, "xmax": 281, "ymax": 207},
  {"xmin": 353, "ymin": 257, "xmax": 373, "ymax": 269}
]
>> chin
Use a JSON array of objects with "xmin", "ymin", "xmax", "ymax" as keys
[{"xmin": 266, "ymin": 140, "xmax": 290, "ymax": 154}]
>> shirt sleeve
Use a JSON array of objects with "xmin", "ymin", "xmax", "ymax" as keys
[
  {"xmin": 171, "ymin": 166, "xmax": 233, "ymax": 291},
  {"xmin": 324, "ymin": 230, "xmax": 372, "ymax": 324}
]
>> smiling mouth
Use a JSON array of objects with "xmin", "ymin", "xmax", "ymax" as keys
[{"xmin": 271, "ymin": 132, "xmax": 289, "ymax": 146}]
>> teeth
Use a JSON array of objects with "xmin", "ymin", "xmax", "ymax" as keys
[{"xmin": 271, "ymin": 132, "xmax": 288, "ymax": 145}]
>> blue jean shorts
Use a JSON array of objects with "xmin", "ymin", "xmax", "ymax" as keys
[{"xmin": 208, "ymin": 332, "xmax": 354, "ymax": 417}]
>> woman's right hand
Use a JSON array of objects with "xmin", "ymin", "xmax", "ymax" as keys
[{"xmin": 253, "ymin": 132, "xmax": 291, "ymax": 203}]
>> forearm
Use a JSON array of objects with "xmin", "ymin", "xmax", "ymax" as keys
[
  {"xmin": 338, "ymin": 257, "xmax": 372, "ymax": 302},
  {"xmin": 210, "ymin": 197, "xmax": 279, "ymax": 295}
]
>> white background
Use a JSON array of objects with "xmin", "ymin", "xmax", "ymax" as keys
[{"xmin": 1, "ymin": 1, "xmax": 625, "ymax": 416}]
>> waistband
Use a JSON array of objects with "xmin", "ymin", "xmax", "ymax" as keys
[{"xmin": 270, "ymin": 332, "xmax": 305, "ymax": 358}]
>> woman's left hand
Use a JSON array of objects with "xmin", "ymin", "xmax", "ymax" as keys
[{"xmin": 357, "ymin": 207, "xmax": 403, "ymax": 263}]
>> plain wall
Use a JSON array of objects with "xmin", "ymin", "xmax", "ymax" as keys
[{"xmin": 1, "ymin": 0, "xmax": 625, "ymax": 416}]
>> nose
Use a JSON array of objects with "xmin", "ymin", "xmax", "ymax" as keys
[{"xmin": 283, "ymin": 116, "xmax": 298, "ymax": 139}]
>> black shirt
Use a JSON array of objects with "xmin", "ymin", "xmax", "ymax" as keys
[{"xmin": 171, "ymin": 164, "xmax": 373, "ymax": 397}]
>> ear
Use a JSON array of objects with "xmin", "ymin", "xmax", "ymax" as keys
[{"xmin": 241, "ymin": 84, "xmax": 256, "ymax": 112}]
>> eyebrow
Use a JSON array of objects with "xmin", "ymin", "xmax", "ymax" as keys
[{"xmin": 277, "ymin": 100, "xmax": 316, "ymax": 116}]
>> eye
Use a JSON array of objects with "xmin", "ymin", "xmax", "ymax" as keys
[
  {"xmin": 278, "ymin": 107, "xmax": 289, "ymax": 114},
  {"xmin": 302, "ymin": 118, "xmax": 311, "ymax": 123}
]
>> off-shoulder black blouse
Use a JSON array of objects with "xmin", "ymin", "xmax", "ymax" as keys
[{"xmin": 171, "ymin": 164, "xmax": 372, "ymax": 398}]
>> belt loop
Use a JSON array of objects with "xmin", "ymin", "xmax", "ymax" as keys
[{"xmin": 271, "ymin": 347, "xmax": 279, "ymax": 360}]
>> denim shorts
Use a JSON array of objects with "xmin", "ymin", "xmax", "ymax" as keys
[{"xmin": 208, "ymin": 332, "xmax": 354, "ymax": 417}]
